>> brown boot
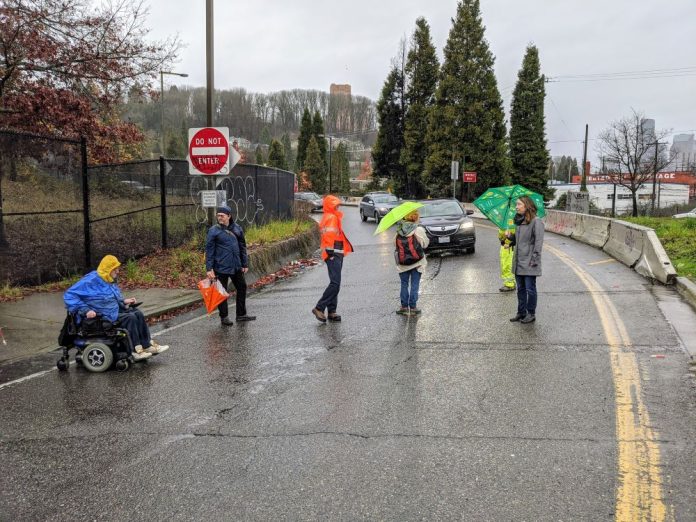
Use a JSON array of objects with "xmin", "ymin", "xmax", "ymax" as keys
[
  {"xmin": 327, "ymin": 313, "xmax": 341, "ymax": 322},
  {"xmin": 312, "ymin": 308, "xmax": 327, "ymax": 323}
]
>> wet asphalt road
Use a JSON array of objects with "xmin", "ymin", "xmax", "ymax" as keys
[{"xmin": 2, "ymin": 207, "xmax": 696, "ymax": 521}]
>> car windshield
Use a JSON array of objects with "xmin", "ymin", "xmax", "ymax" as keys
[
  {"xmin": 306, "ymin": 192, "xmax": 321, "ymax": 200},
  {"xmin": 373, "ymin": 195, "xmax": 398, "ymax": 204},
  {"xmin": 419, "ymin": 201, "xmax": 464, "ymax": 217}
]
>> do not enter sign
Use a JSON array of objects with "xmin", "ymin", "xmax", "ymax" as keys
[{"xmin": 188, "ymin": 127, "xmax": 230, "ymax": 175}]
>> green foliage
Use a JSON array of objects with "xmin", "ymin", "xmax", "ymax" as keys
[
  {"xmin": 165, "ymin": 131, "xmax": 186, "ymax": 158},
  {"xmin": 304, "ymin": 136, "xmax": 326, "ymax": 193},
  {"xmin": 372, "ymin": 66, "xmax": 406, "ymax": 190},
  {"xmin": 255, "ymin": 145, "xmax": 266, "ymax": 165},
  {"xmin": 331, "ymin": 142, "xmax": 351, "ymax": 193},
  {"xmin": 401, "ymin": 17, "xmax": 439, "ymax": 199},
  {"xmin": 259, "ymin": 127, "xmax": 272, "ymax": 145},
  {"xmin": 281, "ymin": 133, "xmax": 295, "ymax": 171},
  {"xmin": 623, "ymin": 217, "xmax": 696, "ymax": 281},
  {"xmin": 424, "ymin": 0, "xmax": 509, "ymax": 199},
  {"xmin": 312, "ymin": 111, "xmax": 327, "ymax": 162},
  {"xmin": 244, "ymin": 219, "xmax": 313, "ymax": 244},
  {"xmin": 296, "ymin": 108, "xmax": 313, "ymax": 172},
  {"xmin": 509, "ymin": 45, "xmax": 551, "ymax": 199},
  {"xmin": 267, "ymin": 139, "xmax": 288, "ymax": 170}
]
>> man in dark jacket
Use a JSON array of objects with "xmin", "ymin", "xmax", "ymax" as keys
[{"xmin": 205, "ymin": 206, "xmax": 256, "ymax": 326}]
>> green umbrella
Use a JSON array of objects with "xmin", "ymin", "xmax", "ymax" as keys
[
  {"xmin": 373, "ymin": 201, "xmax": 424, "ymax": 235},
  {"xmin": 473, "ymin": 185, "xmax": 546, "ymax": 230}
]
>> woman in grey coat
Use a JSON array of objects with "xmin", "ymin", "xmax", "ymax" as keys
[{"xmin": 510, "ymin": 196, "xmax": 544, "ymax": 324}]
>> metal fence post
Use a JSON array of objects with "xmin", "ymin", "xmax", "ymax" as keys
[
  {"xmin": 81, "ymin": 137, "xmax": 91, "ymax": 269},
  {"xmin": 276, "ymin": 168, "xmax": 280, "ymax": 219},
  {"xmin": 159, "ymin": 156, "xmax": 168, "ymax": 249}
]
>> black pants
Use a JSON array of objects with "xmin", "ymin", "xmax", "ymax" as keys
[
  {"xmin": 316, "ymin": 255, "xmax": 343, "ymax": 314},
  {"xmin": 117, "ymin": 309, "xmax": 151, "ymax": 350},
  {"xmin": 217, "ymin": 271, "xmax": 247, "ymax": 319}
]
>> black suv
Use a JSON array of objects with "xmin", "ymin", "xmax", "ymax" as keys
[
  {"xmin": 418, "ymin": 199, "xmax": 476, "ymax": 254},
  {"xmin": 359, "ymin": 192, "xmax": 400, "ymax": 223}
]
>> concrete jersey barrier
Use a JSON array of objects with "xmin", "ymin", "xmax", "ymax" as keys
[{"xmin": 543, "ymin": 211, "xmax": 677, "ymax": 285}]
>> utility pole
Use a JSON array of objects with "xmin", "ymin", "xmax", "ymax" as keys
[
  {"xmin": 651, "ymin": 141, "xmax": 665, "ymax": 214},
  {"xmin": 580, "ymin": 124, "xmax": 589, "ymax": 191}
]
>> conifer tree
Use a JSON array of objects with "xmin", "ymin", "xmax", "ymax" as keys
[
  {"xmin": 424, "ymin": 0, "xmax": 509, "ymax": 198},
  {"xmin": 401, "ymin": 17, "xmax": 439, "ymax": 198},
  {"xmin": 281, "ymin": 133, "xmax": 294, "ymax": 171},
  {"xmin": 312, "ymin": 111, "xmax": 327, "ymax": 162},
  {"xmin": 267, "ymin": 139, "xmax": 287, "ymax": 170},
  {"xmin": 331, "ymin": 142, "xmax": 351, "ymax": 193},
  {"xmin": 509, "ymin": 45, "xmax": 551, "ymax": 198},
  {"xmin": 296, "ymin": 108, "xmax": 313, "ymax": 172},
  {"xmin": 304, "ymin": 136, "xmax": 326, "ymax": 193},
  {"xmin": 255, "ymin": 145, "xmax": 265, "ymax": 165},
  {"xmin": 372, "ymin": 66, "xmax": 406, "ymax": 189}
]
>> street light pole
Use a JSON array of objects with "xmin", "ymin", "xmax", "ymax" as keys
[
  {"xmin": 651, "ymin": 141, "xmax": 665, "ymax": 213},
  {"xmin": 159, "ymin": 71, "xmax": 188, "ymax": 155}
]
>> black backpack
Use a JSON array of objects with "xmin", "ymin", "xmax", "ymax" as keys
[{"xmin": 395, "ymin": 233, "xmax": 424, "ymax": 265}]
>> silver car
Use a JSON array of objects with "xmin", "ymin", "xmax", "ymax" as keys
[
  {"xmin": 673, "ymin": 208, "xmax": 696, "ymax": 219},
  {"xmin": 359, "ymin": 193, "xmax": 400, "ymax": 223}
]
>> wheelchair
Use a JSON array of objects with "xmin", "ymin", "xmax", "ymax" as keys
[{"xmin": 57, "ymin": 312, "xmax": 138, "ymax": 373}]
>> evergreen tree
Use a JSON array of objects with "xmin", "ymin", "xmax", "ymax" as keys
[
  {"xmin": 267, "ymin": 139, "xmax": 287, "ymax": 170},
  {"xmin": 372, "ymin": 66, "xmax": 406, "ymax": 190},
  {"xmin": 255, "ymin": 145, "xmax": 265, "ymax": 165},
  {"xmin": 401, "ymin": 17, "xmax": 439, "ymax": 198},
  {"xmin": 424, "ymin": 0, "xmax": 509, "ymax": 199},
  {"xmin": 260, "ymin": 127, "xmax": 272, "ymax": 145},
  {"xmin": 296, "ymin": 108, "xmax": 313, "ymax": 172},
  {"xmin": 281, "ymin": 133, "xmax": 294, "ymax": 171},
  {"xmin": 165, "ymin": 131, "xmax": 185, "ymax": 158},
  {"xmin": 331, "ymin": 142, "xmax": 351, "ymax": 193},
  {"xmin": 304, "ymin": 136, "xmax": 326, "ymax": 193},
  {"xmin": 571, "ymin": 157, "xmax": 580, "ymax": 178},
  {"xmin": 509, "ymin": 45, "xmax": 551, "ymax": 198},
  {"xmin": 312, "ymin": 111, "xmax": 327, "ymax": 162}
]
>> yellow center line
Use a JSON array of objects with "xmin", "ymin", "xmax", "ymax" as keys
[
  {"xmin": 588, "ymin": 258, "xmax": 618, "ymax": 266},
  {"xmin": 545, "ymin": 243, "xmax": 669, "ymax": 522},
  {"xmin": 476, "ymin": 222, "xmax": 669, "ymax": 519}
]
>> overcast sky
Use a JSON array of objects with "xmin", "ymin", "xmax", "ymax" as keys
[{"xmin": 145, "ymin": 0, "xmax": 696, "ymax": 167}]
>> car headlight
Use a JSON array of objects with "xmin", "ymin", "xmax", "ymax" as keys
[
  {"xmin": 378, "ymin": 207, "xmax": 388, "ymax": 213},
  {"xmin": 459, "ymin": 221, "xmax": 474, "ymax": 230}
]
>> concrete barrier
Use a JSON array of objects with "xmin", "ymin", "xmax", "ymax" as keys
[
  {"xmin": 676, "ymin": 277, "xmax": 696, "ymax": 312},
  {"xmin": 634, "ymin": 229, "xmax": 677, "ymax": 284},
  {"xmin": 571, "ymin": 213, "xmax": 611, "ymax": 248},
  {"xmin": 602, "ymin": 219, "xmax": 648, "ymax": 268},
  {"xmin": 544, "ymin": 210, "xmax": 578, "ymax": 237}
]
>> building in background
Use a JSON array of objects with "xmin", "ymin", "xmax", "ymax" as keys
[
  {"xmin": 330, "ymin": 84, "xmax": 351, "ymax": 97},
  {"xmin": 670, "ymin": 133, "xmax": 695, "ymax": 171}
]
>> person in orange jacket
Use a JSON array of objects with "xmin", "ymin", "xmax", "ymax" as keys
[{"xmin": 312, "ymin": 195, "xmax": 353, "ymax": 323}]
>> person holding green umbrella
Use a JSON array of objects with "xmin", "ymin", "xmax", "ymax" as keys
[{"xmin": 510, "ymin": 195, "xmax": 545, "ymax": 324}]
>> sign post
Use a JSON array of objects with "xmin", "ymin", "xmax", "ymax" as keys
[{"xmin": 450, "ymin": 161, "xmax": 459, "ymax": 198}]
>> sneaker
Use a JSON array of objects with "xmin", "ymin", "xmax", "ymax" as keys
[
  {"xmin": 312, "ymin": 308, "xmax": 327, "ymax": 323},
  {"xmin": 520, "ymin": 314, "xmax": 536, "ymax": 324},
  {"xmin": 132, "ymin": 351, "xmax": 152, "ymax": 361},
  {"xmin": 134, "ymin": 344, "xmax": 145, "ymax": 353},
  {"xmin": 327, "ymin": 313, "xmax": 341, "ymax": 322},
  {"xmin": 146, "ymin": 342, "xmax": 169, "ymax": 355},
  {"xmin": 510, "ymin": 314, "xmax": 524, "ymax": 322},
  {"xmin": 220, "ymin": 317, "xmax": 234, "ymax": 326},
  {"xmin": 396, "ymin": 307, "xmax": 410, "ymax": 315},
  {"xmin": 236, "ymin": 315, "xmax": 256, "ymax": 321},
  {"xmin": 499, "ymin": 286, "xmax": 515, "ymax": 292},
  {"xmin": 410, "ymin": 308, "xmax": 422, "ymax": 315}
]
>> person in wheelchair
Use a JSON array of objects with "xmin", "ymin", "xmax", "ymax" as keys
[{"xmin": 63, "ymin": 255, "xmax": 169, "ymax": 361}]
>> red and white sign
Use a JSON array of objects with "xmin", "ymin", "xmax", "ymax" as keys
[
  {"xmin": 462, "ymin": 171, "xmax": 477, "ymax": 183},
  {"xmin": 188, "ymin": 127, "xmax": 230, "ymax": 175}
]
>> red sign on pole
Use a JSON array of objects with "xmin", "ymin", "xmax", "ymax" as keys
[
  {"xmin": 463, "ymin": 171, "xmax": 477, "ymax": 183},
  {"xmin": 188, "ymin": 127, "xmax": 230, "ymax": 175}
]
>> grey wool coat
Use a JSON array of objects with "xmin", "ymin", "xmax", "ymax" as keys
[{"xmin": 512, "ymin": 217, "xmax": 544, "ymax": 276}]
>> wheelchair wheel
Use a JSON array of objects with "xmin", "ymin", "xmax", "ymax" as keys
[
  {"xmin": 81, "ymin": 343, "xmax": 113, "ymax": 373},
  {"xmin": 114, "ymin": 359, "xmax": 129, "ymax": 372},
  {"xmin": 56, "ymin": 358, "xmax": 69, "ymax": 371}
]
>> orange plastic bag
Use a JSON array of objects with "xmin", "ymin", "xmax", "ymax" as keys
[{"xmin": 198, "ymin": 278, "xmax": 230, "ymax": 314}]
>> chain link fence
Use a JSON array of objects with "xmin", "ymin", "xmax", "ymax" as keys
[{"xmin": 0, "ymin": 130, "xmax": 295, "ymax": 286}]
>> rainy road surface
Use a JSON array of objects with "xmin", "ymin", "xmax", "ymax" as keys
[{"xmin": 2, "ymin": 207, "xmax": 696, "ymax": 521}]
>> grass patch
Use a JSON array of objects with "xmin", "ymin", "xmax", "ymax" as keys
[
  {"xmin": 245, "ymin": 219, "xmax": 314, "ymax": 246},
  {"xmin": 622, "ymin": 217, "xmax": 696, "ymax": 282}
]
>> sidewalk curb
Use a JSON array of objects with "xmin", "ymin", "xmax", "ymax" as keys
[{"xmin": 675, "ymin": 277, "xmax": 696, "ymax": 313}]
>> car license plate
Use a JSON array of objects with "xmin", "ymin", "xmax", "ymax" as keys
[{"xmin": 439, "ymin": 236, "xmax": 450, "ymax": 244}]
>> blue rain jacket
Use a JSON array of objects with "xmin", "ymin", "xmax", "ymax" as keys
[
  {"xmin": 63, "ymin": 271, "xmax": 124, "ymax": 322},
  {"xmin": 205, "ymin": 223, "xmax": 245, "ymax": 275}
]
